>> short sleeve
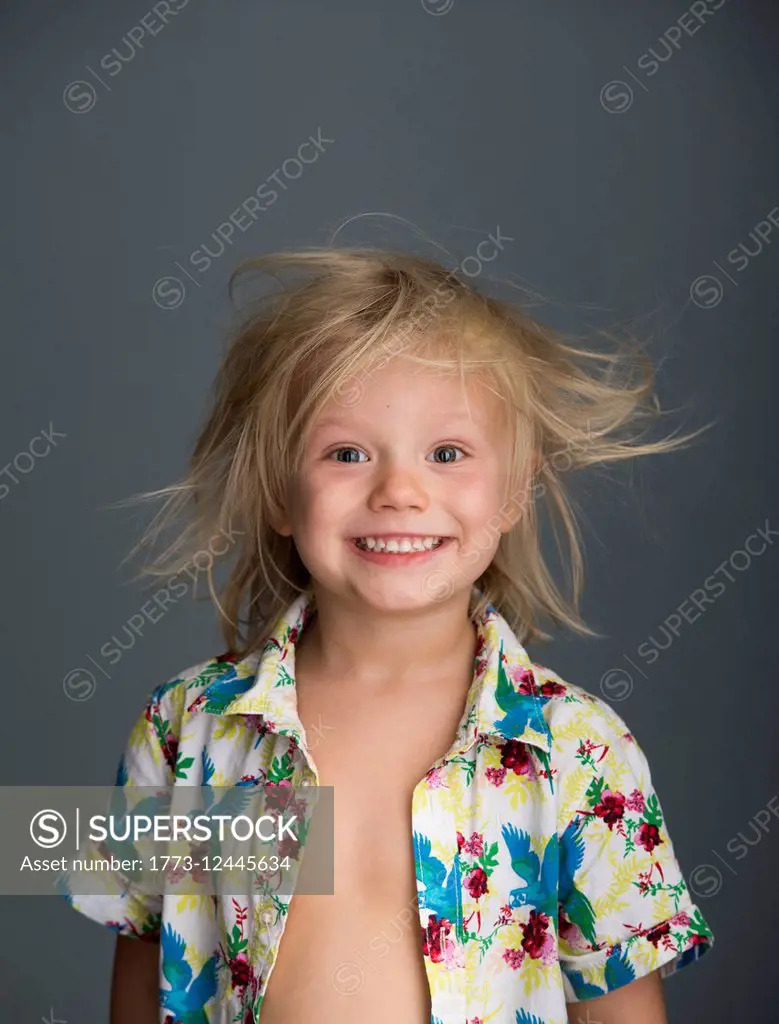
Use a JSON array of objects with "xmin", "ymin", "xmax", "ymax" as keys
[
  {"xmin": 60, "ymin": 682, "xmax": 179, "ymax": 942},
  {"xmin": 555, "ymin": 699, "xmax": 714, "ymax": 1002}
]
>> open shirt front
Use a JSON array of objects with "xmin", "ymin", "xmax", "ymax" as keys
[{"xmin": 63, "ymin": 588, "xmax": 714, "ymax": 1023}]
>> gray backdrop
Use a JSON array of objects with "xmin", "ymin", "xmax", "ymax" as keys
[{"xmin": 2, "ymin": 0, "xmax": 777, "ymax": 1019}]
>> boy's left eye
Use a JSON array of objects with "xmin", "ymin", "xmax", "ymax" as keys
[{"xmin": 429, "ymin": 445, "xmax": 466, "ymax": 464}]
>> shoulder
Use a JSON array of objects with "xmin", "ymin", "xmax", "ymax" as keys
[
  {"xmin": 531, "ymin": 660, "xmax": 637, "ymax": 743},
  {"xmin": 530, "ymin": 661, "xmax": 656, "ymax": 826},
  {"xmin": 119, "ymin": 652, "xmax": 248, "ymax": 785},
  {"xmin": 136, "ymin": 651, "xmax": 246, "ymax": 740}
]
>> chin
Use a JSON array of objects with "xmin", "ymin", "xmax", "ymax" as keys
[{"xmin": 355, "ymin": 581, "xmax": 467, "ymax": 612}]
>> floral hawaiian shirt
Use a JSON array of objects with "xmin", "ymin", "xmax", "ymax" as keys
[{"xmin": 63, "ymin": 588, "xmax": 714, "ymax": 1023}]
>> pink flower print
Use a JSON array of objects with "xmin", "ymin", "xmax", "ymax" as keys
[
  {"xmin": 636, "ymin": 821, "xmax": 663, "ymax": 853},
  {"xmin": 672, "ymin": 910, "xmax": 691, "ymax": 928},
  {"xmin": 539, "ymin": 679, "xmax": 566, "ymax": 697},
  {"xmin": 594, "ymin": 789, "xmax": 626, "ymax": 829},
  {"xmin": 510, "ymin": 665, "xmax": 538, "ymax": 695},
  {"xmin": 558, "ymin": 910, "xmax": 591, "ymax": 953},
  {"xmin": 502, "ymin": 947, "xmax": 525, "ymax": 970},
  {"xmin": 230, "ymin": 953, "xmax": 252, "ymax": 990},
  {"xmin": 499, "ymin": 740, "xmax": 533, "ymax": 777},
  {"xmin": 165, "ymin": 864, "xmax": 188, "ymax": 886},
  {"xmin": 425, "ymin": 767, "xmax": 448, "ymax": 789},
  {"xmin": 422, "ymin": 916, "xmax": 452, "ymax": 963},
  {"xmin": 646, "ymin": 920, "xmax": 671, "ymax": 947},
  {"xmin": 626, "ymin": 788, "xmax": 645, "ymax": 813},
  {"xmin": 465, "ymin": 867, "xmax": 488, "ymax": 900},
  {"xmin": 485, "ymin": 766, "xmax": 507, "ymax": 786},
  {"xmin": 443, "ymin": 940, "xmax": 466, "ymax": 970},
  {"xmin": 462, "ymin": 832, "xmax": 484, "ymax": 856},
  {"xmin": 521, "ymin": 909, "xmax": 554, "ymax": 961}
]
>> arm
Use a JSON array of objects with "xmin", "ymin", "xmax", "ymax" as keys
[
  {"xmin": 556, "ymin": 699, "xmax": 713, "ymax": 1010},
  {"xmin": 110, "ymin": 934, "xmax": 160, "ymax": 1024},
  {"xmin": 567, "ymin": 967, "xmax": 667, "ymax": 1024}
]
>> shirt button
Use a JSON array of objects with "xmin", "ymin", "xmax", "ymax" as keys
[
  {"xmin": 299, "ymin": 778, "xmax": 312, "ymax": 786},
  {"xmin": 260, "ymin": 909, "xmax": 273, "ymax": 924}
]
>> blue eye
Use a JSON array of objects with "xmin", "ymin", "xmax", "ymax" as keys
[
  {"xmin": 329, "ymin": 447, "xmax": 367, "ymax": 463},
  {"xmin": 430, "ymin": 445, "xmax": 465, "ymax": 464}
]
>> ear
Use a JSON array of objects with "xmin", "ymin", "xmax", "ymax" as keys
[{"xmin": 268, "ymin": 504, "xmax": 294, "ymax": 538}]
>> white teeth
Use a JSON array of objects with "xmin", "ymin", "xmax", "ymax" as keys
[{"xmin": 354, "ymin": 536, "xmax": 445, "ymax": 553}]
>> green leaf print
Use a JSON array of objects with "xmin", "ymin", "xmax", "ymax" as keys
[
  {"xmin": 688, "ymin": 908, "xmax": 714, "ymax": 939},
  {"xmin": 139, "ymin": 911, "xmax": 162, "ymax": 938},
  {"xmin": 151, "ymin": 711, "xmax": 170, "ymax": 748},
  {"xmin": 175, "ymin": 754, "xmax": 194, "ymax": 780},
  {"xmin": 190, "ymin": 659, "xmax": 234, "ymax": 694},
  {"xmin": 584, "ymin": 775, "xmax": 606, "ymax": 807},
  {"xmin": 227, "ymin": 923, "xmax": 249, "ymax": 959},
  {"xmin": 270, "ymin": 893, "xmax": 288, "ymax": 918},
  {"xmin": 474, "ymin": 928, "xmax": 500, "ymax": 959},
  {"xmin": 642, "ymin": 793, "xmax": 664, "ymax": 829},
  {"xmin": 623, "ymin": 817, "xmax": 638, "ymax": 856},
  {"xmin": 478, "ymin": 841, "xmax": 500, "ymax": 874},
  {"xmin": 448, "ymin": 755, "xmax": 476, "ymax": 785},
  {"xmin": 275, "ymin": 663, "xmax": 294, "ymax": 687},
  {"xmin": 268, "ymin": 750, "xmax": 294, "ymax": 783}
]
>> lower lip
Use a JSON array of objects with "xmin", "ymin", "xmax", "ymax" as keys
[{"xmin": 349, "ymin": 538, "xmax": 453, "ymax": 565}]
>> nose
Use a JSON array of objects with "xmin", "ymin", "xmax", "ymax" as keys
[{"xmin": 367, "ymin": 460, "xmax": 430, "ymax": 513}]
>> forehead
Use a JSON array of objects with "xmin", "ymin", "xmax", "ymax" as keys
[{"xmin": 312, "ymin": 362, "xmax": 507, "ymax": 433}]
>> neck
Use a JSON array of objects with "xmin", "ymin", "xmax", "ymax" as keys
[{"xmin": 295, "ymin": 586, "xmax": 479, "ymax": 692}]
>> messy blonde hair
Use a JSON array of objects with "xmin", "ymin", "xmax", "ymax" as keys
[{"xmin": 123, "ymin": 247, "xmax": 710, "ymax": 655}]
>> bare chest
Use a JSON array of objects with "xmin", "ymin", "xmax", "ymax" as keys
[{"xmin": 257, "ymin": 679, "xmax": 468, "ymax": 1024}]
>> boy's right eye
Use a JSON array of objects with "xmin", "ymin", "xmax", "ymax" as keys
[{"xmin": 328, "ymin": 447, "xmax": 367, "ymax": 463}]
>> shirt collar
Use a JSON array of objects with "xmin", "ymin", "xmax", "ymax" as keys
[{"xmin": 187, "ymin": 589, "xmax": 553, "ymax": 757}]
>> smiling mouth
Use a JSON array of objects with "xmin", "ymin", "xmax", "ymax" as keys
[{"xmin": 352, "ymin": 537, "xmax": 449, "ymax": 554}]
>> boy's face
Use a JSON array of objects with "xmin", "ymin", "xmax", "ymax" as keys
[{"xmin": 275, "ymin": 357, "xmax": 526, "ymax": 614}]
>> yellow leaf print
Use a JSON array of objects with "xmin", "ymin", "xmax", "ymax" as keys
[
  {"xmin": 211, "ymin": 716, "xmax": 247, "ymax": 744},
  {"xmin": 128, "ymin": 713, "xmax": 162, "ymax": 772},
  {"xmin": 502, "ymin": 769, "xmax": 535, "ymax": 811},
  {"xmin": 520, "ymin": 952, "xmax": 549, "ymax": 995},
  {"xmin": 175, "ymin": 893, "xmax": 209, "ymax": 915}
]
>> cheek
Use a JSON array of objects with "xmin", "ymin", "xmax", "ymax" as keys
[
  {"xmin": 457, "ymin": 477, "xmax": 507, "ymax": 523},
  {"xmin": 293, "ymin": 476, "xmax": 350, "ymax": 531}
]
